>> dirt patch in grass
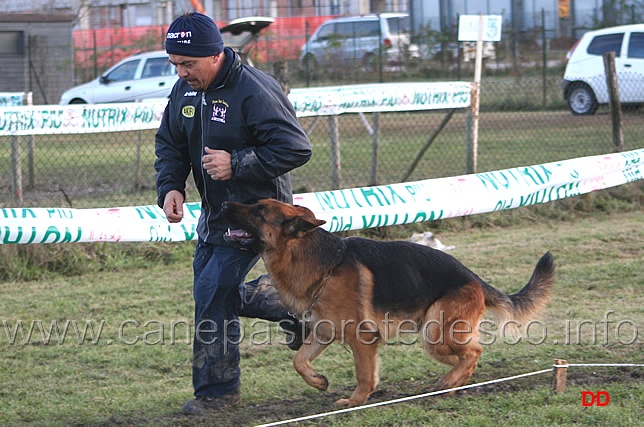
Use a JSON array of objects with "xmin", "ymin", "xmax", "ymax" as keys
[{"xmin": 106, "ymin": 366, "xmax": 642, "ymax": 427}]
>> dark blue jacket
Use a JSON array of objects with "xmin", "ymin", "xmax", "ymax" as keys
[{"xmin": 155, "ymin": 48, "xmax": 312, "ymax": 244}]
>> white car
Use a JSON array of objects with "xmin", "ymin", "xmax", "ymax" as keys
[
  {"xmin": 59, "ymin": 50, "xmax": 178, "ymax": 104},
  {"xmin": 562, "ymin": 24, "xmax": 644, "ymax": 115},
  {"xmin": 59, "ymin": 17, "xmax": 274, "ymax": 105}
]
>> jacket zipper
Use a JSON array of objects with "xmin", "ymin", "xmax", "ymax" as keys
[
  {"xmin": 199, "ymin": 91, "xmax": 211, "ymax": 240},
  {"xmin": 195, "ymin": 54, "xmax": 231, "ymax": 241}
]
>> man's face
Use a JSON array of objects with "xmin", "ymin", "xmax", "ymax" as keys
[{"xmin": 168, "ymin": 52, "xmax": 223, "ymax": 92}]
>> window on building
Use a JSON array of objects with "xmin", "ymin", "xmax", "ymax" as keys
[{"xmin": 0, "ymin": 31, "xmax": 25, "ymax": 55}]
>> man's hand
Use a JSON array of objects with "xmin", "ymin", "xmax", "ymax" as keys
[
  {"xmin": 202, "ymin": 147, "xmax": 232, "ymax": 180},
  {"xmin": 163, "ymin": 190, "xmax": 184, "ymax": 223}
]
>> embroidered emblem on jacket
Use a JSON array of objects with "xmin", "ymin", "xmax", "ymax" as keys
[
  {"xmin": 211, "ymin": 99, "xmax": 229, "ymax": 124},
  {"xmin": 182, "ymin": 105, "xmax": 195, "ymax": 118}
]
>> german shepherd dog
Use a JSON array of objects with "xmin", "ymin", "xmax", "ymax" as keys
[{"xmin": 223, "ymin": 199, "xmax": 554, "ymax": 407}]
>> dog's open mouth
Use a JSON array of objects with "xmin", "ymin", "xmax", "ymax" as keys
[{"xmin": 224, "ymin": 228, "xmax": 257, "ymax": 248}]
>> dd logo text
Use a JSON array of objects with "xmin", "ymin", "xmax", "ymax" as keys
[{"xmin": 581, "ymin": 390, "xmax": 610, "ymax": 406}]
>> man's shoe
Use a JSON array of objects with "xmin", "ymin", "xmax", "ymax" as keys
[
  {"xmin": 181, "ymin": 391, "xmax": 241, "ymax": 415},
  {"xmin": 280, "ymin": 316, "xmax": 310, "ymax": 351}
]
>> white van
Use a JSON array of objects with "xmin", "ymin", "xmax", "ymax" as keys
[
  {"xmin": 299, "ymin": 13, "xmax": 419, "ymax": 74},
  {"xmin": 562, "ymin": 24, "xmax": 644, "ymax": 115}
]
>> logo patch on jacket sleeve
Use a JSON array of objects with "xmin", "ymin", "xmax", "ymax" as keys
[
  {"xmin": 211, "ymin": 99, "xmax": 229, "ymax": 124},
  {"xmin": 182, "ymin": 105, "xmax": 195, "ymax": 118}
]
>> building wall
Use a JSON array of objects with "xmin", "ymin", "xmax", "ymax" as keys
[
  {"xmin": 1, "ymin": 0, "xmax": 641, "ymax": 31},
  {"xmin": 0, "ymin": 0, "xmax": 74, "ymax": 13},
  {"xmin": 410, "ymin": 0, "xmax": 641, "ymax": 37},
  {"xmin": 0, "ymin": 14, "xmax": 76, "ymax": 105}
]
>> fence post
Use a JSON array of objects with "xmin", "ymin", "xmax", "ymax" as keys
[
  {"xmin": 553, "ymin": 359, "xmax": 568, "ymax": 394},
  {"xmin": 27, "ymin": 135, "xmax": 36, "ymax": 189},
  {"xmin": 370, "ymin": 112, "xmax": 379, "ymax": 186},
  {"xmin": 304, "ymin": 21, "xmax": 311, "ymax": 87},
  {"xmin": 135, "ymin": 130, "xmax": 143, "ymax": 190},
  {"xmin": 25, "ymin": 93, "xmax": 36, "ymax": 189},
  {"xmin": 11, "ymin": 135, "xmax": 23, "ymax": 206},
  {"xmin": 603, "ymin": 51, "xmax": 624, "ymax": 152},
  {"xmin": 466, "ymin": 82, "xmax": 480, "ymax": 175},
  {"xmin": 328, "ymin": 115, "xmax": 341, "ymax": 190},
  {"xmin": 93, "ymin": 30, "xmax": 98, "ymax": 79},
  {"xmin": 466, "ymin": 15, "xmax": 484, "ymax": 175},
  {"xmin": 541, "ymin": 8, "xmax": 547, "ymax": 108}
]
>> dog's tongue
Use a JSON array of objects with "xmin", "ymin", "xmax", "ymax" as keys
[
  {"xmin": 225, "ymin": 228, "xmax": 252, "ymax": 239},
  {"xmin": 224, "ymin": 229, "xmax": 256, "ymax": 248}
]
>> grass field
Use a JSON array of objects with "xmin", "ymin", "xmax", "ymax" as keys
[{"xmin": 0, "ymin": 204, "xmax": 641, "ymax": 426}]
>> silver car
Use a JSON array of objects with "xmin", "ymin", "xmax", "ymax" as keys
[{"xmin": 299, "ymin": 13, "xmax": 419, "ymax": 73}]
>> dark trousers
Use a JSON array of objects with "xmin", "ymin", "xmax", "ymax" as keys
[{"xmin": 191, "ymin": 238, "xmax": 295, "ymax": 397}]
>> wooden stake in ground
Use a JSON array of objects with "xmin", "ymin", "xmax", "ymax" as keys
[{"xmin": 553, "ymin": 359, "xmax": 568, "ymax": 394}]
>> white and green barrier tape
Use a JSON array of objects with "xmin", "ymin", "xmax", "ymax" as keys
[
  {"xmin": 1, "ymin": 149, "xmax": 640, "ymax": 244},
  {"xmin": 0, "ymin": 82, "xmax": 471, "ymax": 136}
]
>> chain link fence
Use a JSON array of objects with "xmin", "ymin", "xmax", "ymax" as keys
[
  {"xmin": 1, "ymin": 81, "xmax": 642, "ymax": 210},
  {"xmin": 1, "ymin": 15, "xmax": 643, "ymax": 210}
]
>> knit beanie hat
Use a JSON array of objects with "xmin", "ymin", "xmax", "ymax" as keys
[{"xmin": 165, "ymin": 12, "xmax": 224, "ymax": 57}]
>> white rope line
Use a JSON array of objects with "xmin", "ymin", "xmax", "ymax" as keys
[
  {"xmin": 554, "ymin": 363, "xmax": 644, "ymax": 369},
  {"xmin": 255, "ymin": 368, "xmax": 552, "ymax": 427},
  {"xmin": 255, "ymin": 362, "xmax": 643, "ymax": 427}
]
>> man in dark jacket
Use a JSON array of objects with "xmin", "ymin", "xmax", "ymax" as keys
[{"xmin": 155, "ymin": 12, "xmax": 312, "ymax": 415}]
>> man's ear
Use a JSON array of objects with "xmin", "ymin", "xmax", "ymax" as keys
[{"xmin": 284, "ymin": 215, "xmax": 326, "ymax": 238}]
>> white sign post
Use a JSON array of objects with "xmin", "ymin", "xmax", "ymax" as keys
[
  {"xmin": 459, "ymin": 15, "xmax": 503, "ymax": 174},
  {"xmin": 458, "ymin": 15, "xmax": 503, "ymax": 42}
]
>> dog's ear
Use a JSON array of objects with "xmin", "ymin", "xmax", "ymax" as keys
[{"xmin": 284, "ymin": 215, "xmax": 326, "ymax": 237}]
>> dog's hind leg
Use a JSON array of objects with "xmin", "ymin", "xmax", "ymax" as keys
[
  {"xmin": 422, "ymin": 282, "xmax": 485, "ymax": 393},
  {"xmin": 293, "ymin": 336, "xmax": 331, "ymax": 391},
  {"xmin": 336, "ymin": 339, "xmax": 380, "ymax": 407}
]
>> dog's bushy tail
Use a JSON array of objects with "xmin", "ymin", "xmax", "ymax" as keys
[{"xmin": 482, "ymin": 252, "xmax": 555, "ymax": 331}]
